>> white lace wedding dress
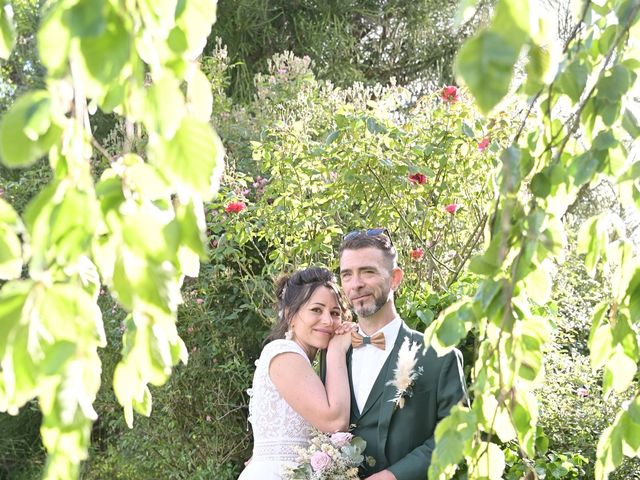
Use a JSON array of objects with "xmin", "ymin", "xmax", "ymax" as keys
[{"xmin": 238, "ymin": 339, "xmax": 313, "ymax": 479}]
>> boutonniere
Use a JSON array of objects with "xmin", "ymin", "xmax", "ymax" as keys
[{"xmin": 387, "ymin": 337, "xmax": 423, "ymax": 409}]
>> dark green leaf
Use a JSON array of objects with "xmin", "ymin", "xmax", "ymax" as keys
[
  {"xmin": 568, "ymin": 152, "xmax": 601, "ymax": 186},
  {"xmin": 627, "ymin": 269, "xmax": 640, "ymax": 319},
  {"xmin": 325, "ymin": 130, "xmax": 339, "ymax": 144},
  {"xmin": 622, "ymin": 109, "xmax": 640, "ymax": 138},
  {"xmin": 78, "ymin": 7, "xmax": 130, "ymax": 87},
  {"xmin": 557, "ymin": 59, "xmax": 589, "ymax": 103},
  {"xmin": 64, "ymin": 0, "xmax": 106, "ymax": 37},
  {"xmin": 435, "ymin": 303, "xmax": 474, "ymax": 350},
  {"xmin": 416, "ymin": 309, "xmax": 435, "ymax": 326},
  {"xmin": 593, "ymin": 130, "xmax": 618, "ymax": 150},
  {"xmin": 597, "ymin": 65, "xmax": 631, "ymax": 101},
  {"xmin": 598, "ymin": 25, "xmax": 618, "ymax": 54},
  {"xmin": 366, "ymin": 117, "xmax": 386, "ymax": 134},
  {"xmin": 523, "ymin": 44, "xmax": 550, "ymax": 94},
  {"xmin": 530, "ymin": 170, "xmax": 551, "ymax": 198},
  {"xmin": 500, "ymin": 146, "xmax": 521, "ymax": 193}
]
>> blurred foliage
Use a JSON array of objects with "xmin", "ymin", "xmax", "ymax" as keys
[{"xmin": 81, "ymin": 270, "xmax": 261, "ymax": 479}]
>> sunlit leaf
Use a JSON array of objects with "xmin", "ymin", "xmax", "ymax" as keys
[
  {"xmin": 603, "ymin": 349, "xmax": 637, "ymax": 394},
  {"xmin": 77, "ymin": 6, "xmax": 130, "ymax": 95},
  {"xmin": 0, "ymin": 1, "xmax": 16, "ymax": 60},
  {"xmin": 478, "ymin": 394, "xmax": 517, "ymax": 442},
  {"xmin": 425, "ymin": 301, "xmax": 474, "ymax": 354},
  {"xmin": 511, "ymin": 390, "xmax": 538, "ymax": 457},
  {"xmin": 429, "ymin": 406, "xmax": 477, "ymax": 478},
  {"xmin": 455, "ymin": 30, "xmax": 519, "ymax": 113},
  {"xmin": 38, "ymin": 2, "xmax": 72, "ymax": 75},
  {"xmin": 0, "ymin": 91, "xmax": 62, "ymax": 168},
  {"xmin": 186, "ymin": 67, "xmax": 213, "ymax": 121},
  {"xmin": 175, "ymin": 0, "xmax": 217, "ymax": 59},
  {"xmin": 143, "ymin": 75, "xmax": 185, "ymax": 138},
  {"xmin": 468, "ymin": 441, "xmax": 505, "ymax": 480},
  {"xmin": 148, "ymin": 115, "xmax": 224, "ymax": 201}
]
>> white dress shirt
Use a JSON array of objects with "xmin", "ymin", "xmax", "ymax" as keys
[{"xmin": 351, "ymin": 317, "xmax": 402, "ymax": 413}]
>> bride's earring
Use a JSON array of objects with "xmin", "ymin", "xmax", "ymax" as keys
[{"xmin": 285, "ymin": 325, "xmax": 294, "ymax": 340}]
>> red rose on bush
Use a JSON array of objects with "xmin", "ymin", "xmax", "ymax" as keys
[
  {"xmin": 408, "ymin": 172, "xmax": 427, "ymax": 185},
  {"xmin": 441, "ymin": 85, "xmax": 459, "ymax": 103},
  {"xmin": 478, "ymin": 137, "xmax": 490, "ymax": 152},
  {"xmin": 225, "ymin": 201, "xmax": 246, "ymax": 213},
  {"xmin": 444, "ymin": 203, "xmax": 461, "ymax": 214},
  {"xmin": 410, "ymin": 247, "xmax": 424, "ymax": 261}
]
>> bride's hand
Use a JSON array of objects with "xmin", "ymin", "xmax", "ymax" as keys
[{"xmin": 329, "ymin": 321, "xmax": 357, "ymax": 353}]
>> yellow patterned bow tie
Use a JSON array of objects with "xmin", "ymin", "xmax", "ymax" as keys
[{"xmin": 351, "ymin": 331, "xmax": 385, "ymax": 350}]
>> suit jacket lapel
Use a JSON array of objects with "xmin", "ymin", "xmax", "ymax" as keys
[
  {"xmin": 347, "ymin": 347, "xmax": 360, "ymax": 418},
  {"xmin": 377, "ymin": 323, "xmax": 413, "ymax": 451},
  {"xmin": 358, "ymin": 348, "xmax": 395, "ymax": 417}
]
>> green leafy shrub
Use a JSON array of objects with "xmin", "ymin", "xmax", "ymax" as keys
[
  {"xmin": 83, "ymin": 265, "xmax": 264, "ymax": 479},
  {"xmin": 212, "ymin": 51, "xmax": 519, "ymax": 321}
]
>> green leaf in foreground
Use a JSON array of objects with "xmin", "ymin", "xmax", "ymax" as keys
[
  {"xmin": 148, "ymin": 116, "xmax": 224, "ymax": 201},
  {"xmin": 454, "ymin": 30, "xmax": 519, "ymax": 113},
  {"xmin": 0, "ymin": 0, "xmax": 16, "ymax": 59},
  {"xmin": 0, "ymin": 91, "xmax": 63, "ymax": 168}
]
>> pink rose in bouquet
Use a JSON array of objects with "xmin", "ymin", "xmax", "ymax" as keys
[
  {"xmin": 310, "ymin": 451, "xmax": 332, "ymax": 472},
  {"xmin": 330, "ymin": 432, "xmax": 354, "ymax": 448}
]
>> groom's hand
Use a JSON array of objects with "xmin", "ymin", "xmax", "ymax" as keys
[{"xmin": 365, "ymin": 470, "xmax": 396, "ymax": 480}]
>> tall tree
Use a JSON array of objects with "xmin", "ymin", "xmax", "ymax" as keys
[{"xmin": 209, "ymin": 0, "xmax": 493, "ymax": 100}]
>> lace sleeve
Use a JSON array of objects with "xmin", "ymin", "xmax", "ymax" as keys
[{"xmin": 247, "ymin": 339, "xmax": 311, "ymax": 434}]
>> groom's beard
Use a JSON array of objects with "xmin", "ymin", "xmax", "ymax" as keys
[{"xmin": 352, "ymin": 288, "xmax": 390, "ymax": 318}]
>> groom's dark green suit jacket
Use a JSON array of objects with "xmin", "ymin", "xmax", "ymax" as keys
[{"xmin": 348, "ymin": 322, "xmax": 465, "ymax": 480}]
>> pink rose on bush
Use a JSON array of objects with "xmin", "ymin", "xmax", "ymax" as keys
[
  {"xmin": 408, "ymin": 172, "xmax": 427, "ymax": 185},
  {"xmin": 330, "ymin": 431, "xmax": 353, "ymax": 448},
  {"xmin": 410, "ymin": 248, "xmax": 424, "ymax": 261},
  {"xmin": 225, "ymin": 201, "xmax": 246, "ymax": 214},
  {"xmin": 441, "ymin": 85, "xmax": 459, "ymax": 103},
  {"xmin": 310, "ymin": 451, "xmax": 332, "ymax": 471},
  {"xmin": 444, "ymin": 203, "xmax": 461, "ymax": 214},
  {"xmin": 478, "ymin": 137, "xmax": 490, "ymax": 152}
]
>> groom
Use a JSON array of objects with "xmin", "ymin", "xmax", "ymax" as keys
[{"xmin": 338, "ymin": 230, "xmax": 466, "ymax": 480}]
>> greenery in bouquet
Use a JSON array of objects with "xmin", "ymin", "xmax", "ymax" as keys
[{"xmin": 283, "ymin": 430, "xmax": 366, "ymax": 480}]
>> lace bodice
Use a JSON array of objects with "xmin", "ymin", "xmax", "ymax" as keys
[{"xmin": 246, "ymin": 340, "xmax": 313, "ymax": 462}]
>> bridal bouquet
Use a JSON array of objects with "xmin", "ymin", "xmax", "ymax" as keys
[{"xmin": 283, "ymin": 430, "xmax": 366, "ymax": 480}]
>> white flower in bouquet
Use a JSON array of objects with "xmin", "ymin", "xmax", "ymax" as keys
[
  {"xmin": 283, "ymin": 429, "xmax": 366, "ymax": 480},
  {"xmin": 387, "ymin": 337, "xmax": 423, "ymax": 409}
]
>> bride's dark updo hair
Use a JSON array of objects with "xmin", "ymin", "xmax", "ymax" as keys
[{"xmin": 266, "ymin": 267, "xmax": 351, "ymax": 342}]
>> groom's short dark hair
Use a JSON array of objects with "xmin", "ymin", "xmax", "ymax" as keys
[{"xmin": 339, "ymin": 230, "xmax": 398, "ymax": 269}]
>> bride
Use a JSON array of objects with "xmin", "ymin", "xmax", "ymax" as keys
[{"xmin": 239, "ymin": 267, "xmax": 355, "ymax": 479}]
